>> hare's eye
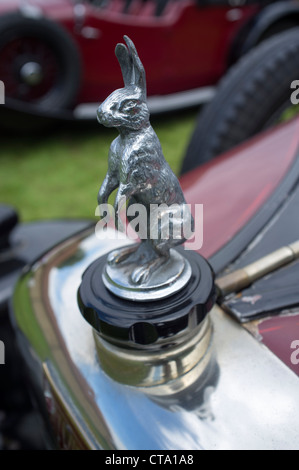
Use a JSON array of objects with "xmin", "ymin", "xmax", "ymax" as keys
[{"xmin": 120, "ymin": 100, "xmax": 136, "ymax": 113}]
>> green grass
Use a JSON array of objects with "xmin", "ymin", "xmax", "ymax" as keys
[
  {"xmin": 0, "ymin": 111, "xmax": 197, "ymax": 222},
  {"xmin": 280, "ymin": 103, "xmax": 299, "ymax": 122}
]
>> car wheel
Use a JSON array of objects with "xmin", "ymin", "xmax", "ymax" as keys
[
  {"xmin": 0, "ymin": 12, "xmax": 81, "ymax": 111},
  {"xmin": 181, "ymin": 28, "xmax": 299, "ymax": 173}
]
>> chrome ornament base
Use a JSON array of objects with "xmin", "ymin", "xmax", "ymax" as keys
[{"xmin": 103, "ymin": 247, "xmax": 192, "ymax": 301}]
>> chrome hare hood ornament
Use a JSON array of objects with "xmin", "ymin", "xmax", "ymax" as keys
[
  {"xmin": 78, "ymin": 39, "xmax": 214, "ymax": 342},
  {"xmin": 97, "ymin": 36, "xmax": 194, "ymax": 301}
]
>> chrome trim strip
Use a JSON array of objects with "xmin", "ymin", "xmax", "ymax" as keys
[{"xmin": 74, "ymin": 87, "xmax": 216, "ymax": 119}]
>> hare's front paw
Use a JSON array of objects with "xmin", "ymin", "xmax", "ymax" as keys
[{"xmin": 97, "ymin": 189, "xmax": 107, "ymax": 206}]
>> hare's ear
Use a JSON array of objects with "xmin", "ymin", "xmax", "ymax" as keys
[
  {"xmin": 124, "ymin": 36, "xmax": 147, "ymax": 98},
  {"xmin": 115, "ymin": 42, "xmax": 133, "ymax": 87}
]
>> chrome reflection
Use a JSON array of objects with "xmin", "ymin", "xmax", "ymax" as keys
[
  {"xmin": 93, "ymin": 316, "xmax": 213, "ymax": 391},
  {"xmin": 14, "ymin": 229, "xmax": 299, "ymax": 450}
]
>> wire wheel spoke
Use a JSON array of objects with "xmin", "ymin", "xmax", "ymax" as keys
[{"xmin": 0, "ymin": 36, "xmax": 60, "ymax": 102}]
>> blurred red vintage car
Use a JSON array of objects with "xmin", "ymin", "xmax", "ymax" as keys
[{"xmin": 1, "ymin": 0, "xmax": 299, "ymax": 119}]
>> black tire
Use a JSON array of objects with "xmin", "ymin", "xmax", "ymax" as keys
[
  {"xmin": 181, "ymin": 28, "xmax": 299, "ymax": 174},
  {"xmin": 0, "ymin": 12, "xmax": 81, "ymax": 111}
]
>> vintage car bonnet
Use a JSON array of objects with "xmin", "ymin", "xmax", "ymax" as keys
[{"xmin": 9, "ymin": 39, "xmax": 299, "ymax": 450}]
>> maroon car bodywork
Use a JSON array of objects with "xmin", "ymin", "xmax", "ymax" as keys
[
  {"xmin": 181, "ymin": 117, "xmax": 299, "ymax": 378},
  {"xmin": 73, "ymin": 0, "xmax": 259, "ymax": 103},
  {"xmin": 181, "ymin": 116, "xmax": 299, "ymax": 259}
]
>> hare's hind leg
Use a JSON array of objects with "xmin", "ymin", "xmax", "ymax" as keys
[
  {"xmin": 108, "ymin": 239, "xmax": 155, "ymax": 267},
  {"xmin": 131, "ymin": 254, "xmax": 168, "ymax": 285},
  {"xmin": 152, "ymin": 214, "xmax": 187, "ymax": 257},
  {"xmin": 150, "ymin": 202, "xmax": 192, "ymax": 257},
  {"xmin": 107, "ymin": 243, "xmax": 139, "ymax": 266}
]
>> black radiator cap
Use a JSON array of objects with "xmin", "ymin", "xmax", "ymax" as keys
[{"xmin": 78, "ymin": 249, "xmax": 216, "ymax": 347}]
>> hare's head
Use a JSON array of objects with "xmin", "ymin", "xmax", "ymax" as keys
[{"xmin": 97, "ymin": 36, "xmax": 149, "ymax": 131}]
